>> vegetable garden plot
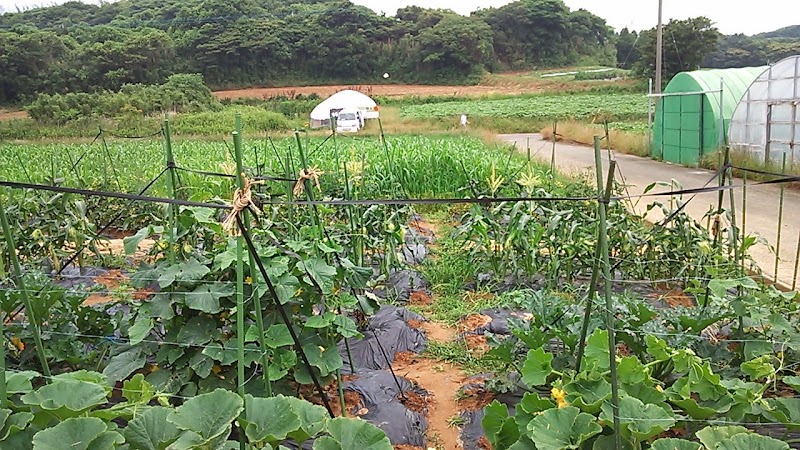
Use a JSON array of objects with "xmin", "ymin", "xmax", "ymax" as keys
[{"xmin": 0, "ymin": 122, "xmax": 798, "ymax": 449}]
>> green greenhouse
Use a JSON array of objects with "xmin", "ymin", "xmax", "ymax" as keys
[{"xmin": 653, "ymin": 66, "xmax": 767, "ymax": 166}]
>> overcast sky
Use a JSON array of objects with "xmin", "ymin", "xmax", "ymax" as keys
[{"xmin": 1, "ymin": 0, "xmax": 796, "ymax": 35}]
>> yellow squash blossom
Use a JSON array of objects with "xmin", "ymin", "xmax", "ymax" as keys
[
  {"xmin": 551, "ymin": 387, "xmax": 568, "ymax": 408},
  {"xmin": 10, "ymin": 336, "xmax": 24, "ymax": 351}
]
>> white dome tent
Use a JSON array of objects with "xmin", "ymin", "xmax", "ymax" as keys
[
  {"xmin": 309, "ymin": 90, "xmax": 380, "ymax": 129},
  {"xmin": 728, "ymin": 55, "xmax": 800, "ymax": 164}
]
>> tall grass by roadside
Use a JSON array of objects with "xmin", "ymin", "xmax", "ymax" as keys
[
  {"xmin": 540, "ymin": 121, "xmax": 650, "ymax": 156},
  {"xmin": 701, "ymin": 149, "xmax": 800, "ymax": 186}
]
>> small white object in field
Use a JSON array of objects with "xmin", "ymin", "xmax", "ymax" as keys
[{"xmin": 383, "ymin": 73, "xmax": 390, "ymax": 79}]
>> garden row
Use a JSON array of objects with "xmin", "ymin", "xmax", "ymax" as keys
[{"xmin": 0, "ymin": 129, "xmax": 793, "ymax": 448}]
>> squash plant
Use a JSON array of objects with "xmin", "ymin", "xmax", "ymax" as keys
[
  {"xmin": 107, "ymin": 206, "xmax": 375, "ymax": 394},
  {"xmin": 0, "ymin": 370, "xmax": 392, "ymax": 449},
  {"xmin": 1, "ymin": 272, "xmax": 123, "ymax": 373},
  {"xmin": 483, "ymin": 326, "xmax": 800, "ymax": 449}
]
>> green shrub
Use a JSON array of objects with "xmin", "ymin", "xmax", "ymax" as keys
[
  {"xmin": 26, "ymin": 74, "xmax": 220, "ymax": 124},
  {"xmin": 170, "ymin": 107, "xmax": 293, "ymax": 135}
]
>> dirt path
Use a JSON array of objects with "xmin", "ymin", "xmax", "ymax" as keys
[
  {"xmin": 395, "ymin": 320, "xmax": 465, "ymax": 450},
  {"xmin": 499, "ymin": 132, "xmax": 800, "ymax": 289},
  {"xmin": 0, "ymin": 109, "xmax": 27, "ymax": 121}
]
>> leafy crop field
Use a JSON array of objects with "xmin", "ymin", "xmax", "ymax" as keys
[
  {"xmin": 0, "ymin": 128, "xmax": 797, "ymax": 449},
  {"xmin": 400, "ymin": 93, "xmax": 648, "ymax": 122}
]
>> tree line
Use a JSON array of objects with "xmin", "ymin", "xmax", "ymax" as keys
[
  {"xmin": 616, "ymin": 19, "xmax": 800, "ymax": 86},
  {"xmin": 0, "ymin": 0, "xmax": 615, "ymax": 103},
  {"xmin": 2, "ymin": 0, "xmax": 797, "ymax": 104}
]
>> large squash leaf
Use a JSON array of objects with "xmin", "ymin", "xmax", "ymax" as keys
[
  {"xmin": 125, "ymin": 407, "xmax": 180, "ymax": 450},
  {"xmin": 521, "ymin": 347, "xmax": 553, "ymax": 387},
  {"xmin": 482, "ymin": 400, "xmax": 520, "ymax": 450},
  {"xmin": 32, "ymin": 417, "xmax": 123, "ymax": 450},
  {"xmin": 240, "ymin": 395, "xmax": 302, "ymax": 445},
  {"xmin": 167, "ymin": 389, "xmax": 243, "ymax": 446},
  {"xmin": 649, "ymin": 438, "xmax": 703, "ymax": 450},
  {"xmin": 716, "ymin": 433, "xmax": 790, "ymax": 450},
  {"xmin": 311, "ymin": 417, "xmax": 391, "ymax": 450},
  {"xmin": 525, "ymin": 406, "xmax": 602, "ymax": 450}
]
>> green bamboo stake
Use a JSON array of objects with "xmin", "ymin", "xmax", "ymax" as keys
[
  {"xmin": 232, "ymin": 130, "xmax": 247, "ymax": 450},
  {"xmin": 575, "ymin": 159, "xmax": 616, "ymax": 372},
  {"xmin": 724, "ymin": 147, "xmax": 740, "ymax": 271},
  {"xmin": 0, "ymin": 198, "xmax": 7, "ymax": 408},
  {"xmin": 294, "ymin": 132, "xmax": 324, "ymax": 234},
  {"xmin": 0, "ymin": 237, "xmax": 6, "ymax": 280},
  {"xmin": 742, "ymin": 172, "xmax": 748, "ymax": 274},
  {"xmin": 0, "ymin": 191, "xmax": 51, "ymax": 377},
  {"xmin": 593, "ymin": 136, "xmax": 621, "ymax": 449},
  {"xmin": 163, "ymin": 119, "xmax": 178, "ymax": 264},
  {"xmin": 330, "ymin": 129, "xmax": 357, "ymax": 374},
  {"xmin": 233, "ymin": 115, "xmax": 272, "ymax": 397},
  {"xmin": 775, "ymin": 153, "xmax": 787, "ymax": 281},
  {"xmin": 294, "ymin": 131, "xmax": 346, "ymax": 414}
]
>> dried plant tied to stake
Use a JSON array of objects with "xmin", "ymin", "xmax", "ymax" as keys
[
  {"xmin": 222, "ymin": 173, "xmax": 264, "ymax": 236},
  {"xmin": 293, "ymin": 166, "xmax": 325, "ymax": 197}
]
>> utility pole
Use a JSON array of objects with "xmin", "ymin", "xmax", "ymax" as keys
[{"xmin": 655, "ymin": 0, "xmax": 664, "ymax": 93}]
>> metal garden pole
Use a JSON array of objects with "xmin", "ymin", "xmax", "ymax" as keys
[
  {"xmin": 163, "ymin": 119, "xmax": 178, "ymax": 264},
  {"xmin": 648, "ymin": 79, "xmax": 654, "ymax": 153},
  {"xmin": 0, "ymin": 191, "xmax": 51, "ymax": 377},
  {"xmin": 233, "ymin": 114, "xmax": 272, "ymax": 397},
  {"xmin": 594, "ymin": 136, "xmax": 621, "ymax": 449},
  {"xmin": 526, "ymin": 136, "xmax": 531, "ymax": 162},
  {"xmin": 775, "ymin": 153, "xmax": 787, "ymax": 281},
  {"xmin": 551, "ymin": 121, "xmax": 557, "ymax": 173},
  {"xmin": 718, "ymin": 79, "xmax": 725, "ymax": 149}
]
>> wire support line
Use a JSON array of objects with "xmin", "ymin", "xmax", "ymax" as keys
[
  {"xmin": 4, "ymin": 168, "xmax": 800, "ymax": 210},
  {"xmin": 15, "ymin": 328, "xmax": 323, "ymax": 355}
]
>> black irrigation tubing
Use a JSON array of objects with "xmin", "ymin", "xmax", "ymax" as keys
[
  {"xmin": 305, "ymin": 133, "xmax": 334, "ymax": 160},
  {"xmin": 0, "ymin": 180, "xmax": 230, "ymax": 210},
  {"xmin": 656, "ymin": 163, "xmax": 730, "ymax": 228},
  {"xmin": 98, "ymin": 128, "xmax": 163, "ymax": 140},
  {"xmin": 731, "ymin": 164, "xmax": 798, "ymax": 178},
  {"xmin": 100, "ymin": 133, "xmax": 122, "ymax": 191},
  {"xmin": 3, "ymin": 168, "xmax": 169, "ymax": 325},
  {"xmin": 235, "ymin": 215, "xmax": 335, "ymax": 418},
  {"xmin": 173, "ymin": 166, "xmax": 297, "ymax": 183}
]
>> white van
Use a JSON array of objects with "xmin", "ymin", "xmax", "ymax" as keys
[{"xmin": 336, "ymin": 109, "xmax": 363, "ymax": 133}]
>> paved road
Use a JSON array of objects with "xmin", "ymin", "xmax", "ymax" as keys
[{"xmin": 498, "ymin": 133, "xmax": 800, "ymax": 288}]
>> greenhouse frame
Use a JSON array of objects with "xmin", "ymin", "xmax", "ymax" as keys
[
  {"xmin": 728, "ymin": 55, "xmax": 800, "ymax": 164},
  {"xmin": 652, "ymin": 67, "xmax": 766, "ymax": 166}
]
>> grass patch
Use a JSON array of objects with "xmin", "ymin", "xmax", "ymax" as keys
[
  {"xmin": 419, "ymin": 232, "xmax": 475, "ymax": 298},
  {"xmin": 540, "ymin": 120, "xmax": 650, "ymax": 156},
  {"xmin": 424, "ymin": 340, "xmax": 495, "ymax": 375},
  {"xmin": 423, "ymin": 292, "xmax": 508, "ymax": 326}
]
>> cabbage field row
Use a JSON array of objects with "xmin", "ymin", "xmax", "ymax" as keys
[{"xmin": 400, "ymin": 93, "xmax": 648, "ymax": 122}]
